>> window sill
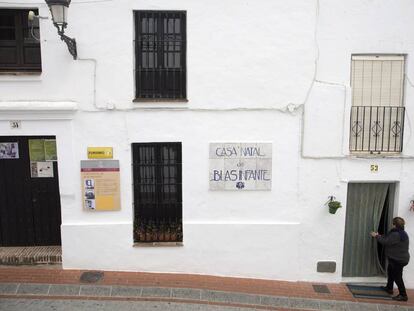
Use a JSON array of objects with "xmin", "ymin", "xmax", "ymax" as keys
[
  {"xmin": 133, "ymin": 98, "xmax": 188, "ymax": 103},
  {"xmin": 0, "ymin": 71, "xmax": 42, "ymax": 82},
  {"xmin": 132, "ymin": 98, "xmax": 189, "ymax": 109},
  {"xmin": 349, "ymin": 151, "xmax": 402, "ymax": 158},
  {"xmin": 0, "ymin": 71, "xmax": 41, "ymax": 76},
  {"xmin": 133, "ymin": 242, "xmax": 183, "ymax": 247}
]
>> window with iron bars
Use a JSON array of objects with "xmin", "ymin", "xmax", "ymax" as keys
[
  {"xmin": 350, "ymin": 55, "xmax": 405, "ymax": 153},
  {"xmin": 134, "ymin": 11, "xmax": 186, "ymax": 100},
  {"xmin": 132, "ymin": 143, "xmax": 183, "ymax": 243}
]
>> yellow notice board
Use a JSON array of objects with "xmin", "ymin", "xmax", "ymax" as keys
[
  {"xmin": 87, "ymin": 147, "xmax": 113, "ymax": 159},
  {"xmin": 81, "ymin": 160, "xmax": 120, "ymax": 211}
]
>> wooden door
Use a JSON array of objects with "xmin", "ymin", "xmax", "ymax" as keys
[{"xmin": 0, "ymin": 136, "xmax": 61, "ymax": 246}]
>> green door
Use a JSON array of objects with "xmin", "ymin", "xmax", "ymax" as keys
[{"xmin": 342, "ymin": 183, "xmax": 394, "ymax": 277}]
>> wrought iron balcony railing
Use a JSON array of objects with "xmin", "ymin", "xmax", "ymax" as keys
[{"xmin": 350, "ymin": 106, "xmax": 405, "ymax": 153}]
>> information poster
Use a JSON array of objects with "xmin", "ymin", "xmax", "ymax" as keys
[
  {"xmin": 209, "ymin": 142, "xmax": 272, "ymax": 191},
  {"xmin": 28, "ymin": 139, "xmax": 58, "ymax": 178},
  {"xmin": 29, "ymin": 139, "xmax": 45, "ymax": 161},
  {"xmin": 81, "ymin": 160, "xmax": 121, "ymax": 211},
  {"xmin": 45, "ymin": 140, "xmax": 57, "ymax": 161},
  {"xmin": 0, "ymin": 142, "xmax": 19, "ymax": 159},
  {"xmin": 29, "ymin": 139, "xmax": 57, "ymax": 162}
]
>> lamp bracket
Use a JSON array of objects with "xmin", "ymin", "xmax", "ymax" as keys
[
  {"xmin": 59, "ymin": 32, "xmax": 77, "ymax": 60},
  {"xmin": 45, "ymin": 0, "xmax": 77, "ymax": 60}
]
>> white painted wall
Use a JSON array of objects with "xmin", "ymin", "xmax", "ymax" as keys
[{"xmin": 0, "ymin": 0, "xmax": 413, "ymax": 287}]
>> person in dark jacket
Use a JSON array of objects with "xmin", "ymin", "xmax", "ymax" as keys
[{"xmin": 371, "ymin": 217, "xmax": 410, "ymax": 301}]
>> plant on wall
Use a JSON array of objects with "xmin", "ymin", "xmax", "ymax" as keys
[{"xmin": 327, "ymin": 196, "xmax": 342, "ymax": 214}]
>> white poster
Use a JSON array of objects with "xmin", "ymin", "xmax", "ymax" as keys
[
  {"xmin": 0, "ymin": 142, "xmax": 19, "ymax": 159},
  {"xmin": 30, "ymin": 161, "xmax": 54, "ymax": 178},
  {"xmin": 209, "ymin": 143, "xmax": 272, "ymax": 191}
]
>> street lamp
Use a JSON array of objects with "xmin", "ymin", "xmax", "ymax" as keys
[{"xmin": 45, "ymin": 0, "xmax": 77, "ymax": 59}]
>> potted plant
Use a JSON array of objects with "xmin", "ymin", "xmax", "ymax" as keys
[
  {"xmin": 328, "ymin": 200, "xmax": 342, "ymax": 214},
  {"xmin": 134, "ymin": 222, "xmax": 146, "ymax": 242}
]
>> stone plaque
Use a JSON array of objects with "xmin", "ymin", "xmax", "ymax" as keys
[{"xmin": 209, "ymin": 143, "xmax": 272, "ymax": 191}]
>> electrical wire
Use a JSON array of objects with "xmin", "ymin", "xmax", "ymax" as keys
[{"xmin": 30, "ymin": 24, "xmax": 40, "ymax": 41}]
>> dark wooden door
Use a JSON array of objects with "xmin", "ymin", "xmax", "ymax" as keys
[{"xmin": 0, "ymin": 136, "xmax": 61, "ymax": 246}]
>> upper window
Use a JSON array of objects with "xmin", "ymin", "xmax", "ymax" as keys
[
  {"xmin": 0, "ymin": 9, "xmax": 41, "ymax": 73},
  {"xmin": 134, "ymin": 11, "xmax": 186, "ymax": 100},
  {"xmin": 350, "ymin": 55, "xmax": 405, "ymax": 153}
]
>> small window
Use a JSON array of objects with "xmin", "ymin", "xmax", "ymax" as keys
[
  {"xmin": 0, "ymin": 9, "xmax": 41, "ymax": 73},
  {"xmin": 134, "ymin": 11, "xmax": 186, "ymax": 100}
]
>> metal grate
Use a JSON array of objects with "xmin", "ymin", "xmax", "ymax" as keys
[
  {"xmin": 132, "ymin": 143, "xmax": 182, "ymax": 243},
  {"xmin": 135, "ymin": 11, "xmax": 186, "ymax": 100},
  {"xmin": 80, "ymin": 271, "xmax": 104, "ymax": 283},
  {"xmin": 312, "ymin": 284, "xmax": 331, "ymax": 294},
  {"xmin": 350, "ymin": 106, "xmax": 405, "ymax": 153}
]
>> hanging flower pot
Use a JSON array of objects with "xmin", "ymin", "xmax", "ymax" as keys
[{"xmin": 328, "ymin": 200, "xmax": 342, "ymax": 214}]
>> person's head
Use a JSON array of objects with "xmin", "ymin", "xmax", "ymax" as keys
[{"xmin": 392, "ymin": 217, "xmax": 405, "ymax": 230}]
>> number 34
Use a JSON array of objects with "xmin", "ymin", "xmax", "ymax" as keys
[{"xmin": 10, "ymin": 121, "xmax": 21, "ymax": 129}]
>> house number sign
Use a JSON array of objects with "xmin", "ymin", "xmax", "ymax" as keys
[
  {"xmin": 370, "ymin": 164, "xmax": 379, "ymax": 173},
  {"xmin": 9, "ymin": 120, "xmax": 21, "ymax": 129},
  {"xmin": 209, "ymin": 142, "xmax": 272, "ymax": 191}
]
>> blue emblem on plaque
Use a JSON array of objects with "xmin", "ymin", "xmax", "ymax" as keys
[{"xmin": 236, "ymin": 182, "xmax": 245, "ymax": 189}]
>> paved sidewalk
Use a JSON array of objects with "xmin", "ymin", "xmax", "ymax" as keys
[{"xmin": 0, "ymin": 265, "xmax": 413, "ymax": 311}]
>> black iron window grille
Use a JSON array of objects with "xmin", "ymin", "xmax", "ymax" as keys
[
  {"xmin": 350, "ymin": 106, "xmax": 405, "ymax": 153},
  {"xmin": 134, "ymin": 11, "xmax": 186, "ymax": 100},
  {"xmin": 132, "ymin": 143, "xmax": 183, "ymax": 243},
  {"xmin": 0, "ymin": 9, "xmax": 41, "ymax": 72}
]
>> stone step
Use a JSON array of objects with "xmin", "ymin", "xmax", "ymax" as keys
[{"xmin": 0, "ymin": 246, "xmax": 62, "ymax": 265}]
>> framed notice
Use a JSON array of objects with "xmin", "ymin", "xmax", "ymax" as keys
[{"xmin": 81, "ymin": 160, "xmax": 121, "ymax": 211}]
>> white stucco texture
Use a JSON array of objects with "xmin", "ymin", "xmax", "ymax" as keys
[
  {"xmin": 303, "ymin": 82, "xmax": 347, "ymax": 157},
  {"xmin": 0, "ymin": 0, "xmax": 414, "ymax": 288},
  {"xmin": 62, "ymin": 223, "xmax": 300, "ymax": 280}
]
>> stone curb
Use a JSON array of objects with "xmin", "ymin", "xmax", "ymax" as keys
[{"xmin": 0, "ymin": 283, "xmax": 412, "ymax": 311}]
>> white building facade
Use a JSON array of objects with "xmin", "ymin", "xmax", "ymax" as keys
[{"xmin": 0, "ymin": 0, "xmax": 413, "ymax": 287}]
